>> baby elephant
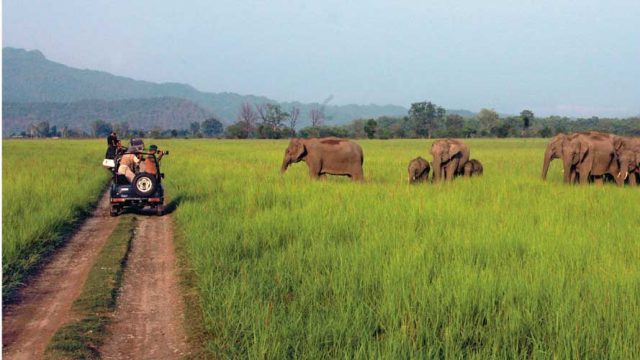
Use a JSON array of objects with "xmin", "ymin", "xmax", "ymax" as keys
[
  {"xmin": 408, "ymin": 157, "xmax": 430, "ymax": 183},
  {"xmin": 463, "ymin": 159, "xmax": 483, "ymax": 177}
]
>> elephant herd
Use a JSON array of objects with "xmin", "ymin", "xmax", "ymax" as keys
[
  {"xmin": 541, "ymin": 131, "xmax": 640, "ymax": 186},
  {"xmin": 280, "ymin": 133, "xmax": 639, "ymax": 186},
  {"xmin": 280, "ymin": 137, "xmax": 481, "ymax": 183}
]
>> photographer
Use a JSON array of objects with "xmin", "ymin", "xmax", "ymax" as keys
[{"xmin": 141, "ymin": 144, "xmax": 168, "ymax": 175}]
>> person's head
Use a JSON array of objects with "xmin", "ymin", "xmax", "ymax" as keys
[
  {"xmin": 111, "ymin": 131, "xmax": 116, "ymax": 136},
  {"xmin": 149, "ymin": 144, "xmax": 158, "ymax": 154},
  {"xmin": 117, "ymin": 140, "xmax": 122, "ymax": 147}
]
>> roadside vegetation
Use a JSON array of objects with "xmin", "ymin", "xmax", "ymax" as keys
[
  {"xmin": 45, "ymin": 216, "xmax": 136, "ymax": 359},
  {"xmin": 162, "ymin": 138, "xmax": 639, "ymax": 358},
  {"xmin": 2, "ymin": 140, "xmax": 111, "ymax": 302}
]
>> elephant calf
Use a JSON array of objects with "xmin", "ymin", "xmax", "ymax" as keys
[
  {"xmin": 463, "ymin": 159, "xmax": 483, "ymax": 177},
  {"xmin": 408, "ymin": 157, "xmax": 430, "ymax": 183}
]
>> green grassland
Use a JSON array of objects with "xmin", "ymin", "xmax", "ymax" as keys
[
  {"xmin": 3, "ymin": 138, "xmax": 638, "ymax": 358},
  {"xmin": 2, "ymin": 140, "xmax": 110, "ymax": 301},
  {"xmin": 161, "ymin": 138, "xmax": 639, "ymax": 358}
]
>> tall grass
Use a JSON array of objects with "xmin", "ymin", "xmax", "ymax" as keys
[
  {"xmin": 2, "ymin": 140, "xmax": 110, "ymax": 300},
  {"xmin": 163, "ymin": 138, "xmax": 639, "ymax": 358}
]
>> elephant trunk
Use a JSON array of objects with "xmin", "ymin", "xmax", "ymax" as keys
[
  {"xmin": 562, "ymin": 156, "xmax": 573, "ymax": 184},
  {"xmin": 432, "ymin": 158, "xmax": 442, "ymax": 182},
  {"xmin": 281, "ymin": 156, "xmax": 291, "ymax": 173},
  {"xmin": 541, "ymin": 148, "xmax": 552, "ymax": 180}
]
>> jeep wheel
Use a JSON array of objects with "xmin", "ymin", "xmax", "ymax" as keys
[{"xmin": 132, "ymin": 172, "xmax": 157, "ymax": 197}]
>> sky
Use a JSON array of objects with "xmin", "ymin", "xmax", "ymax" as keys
[{"xmin": 3, "ymin": 0, "xmax": 640, "ymax": 117}]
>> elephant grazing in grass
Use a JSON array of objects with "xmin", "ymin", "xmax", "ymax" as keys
[
  {"xmin": 463, "ymin": 159, "xmax": 483, "ymax": 177},
  {"xmin": 281, "ymin": 137, "xmax": 364, "ymax": 181},
  {"xmin": 430, "ymin": 139, "xmax": 470, "ymax": 182},
  {"xmin": 408, "ymin": 157, "xmax": 430, "ymax": 183},
  {"xmin": 561, "ymin": 132, "xmax": 623, "ymax": 186}
]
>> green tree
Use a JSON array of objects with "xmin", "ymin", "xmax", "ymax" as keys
[
  {"xmin": 36, "ymin": 121, "xmax": 50, "ymax": 137},
  {"xmin": 225, "ymin": 122, "xmax": 249, "ymax": 139},
  {"xmin": 190, "ymin": 121, "xmax": 201, "ymax": 136},
  {"xmin": 477, "ymin": 109, "xmax": 500, "ymax": 136},
  {"xmin": 364, "ymin": 119, "xmax": 378, "ymax": 139},
  {"xmin": 409, "ymin": 101, "xmax": 439, "ymax": 138},
  {"xmin": 201, "ymin": 118, "xmax": 224, "ymax": 137},
  {"xmin": 520, "ymin": 109, "xmax": 534, "ymax": 136},
  {"xmin": 445, "ymin": 114, "xmax": 465, "ymax": 137},
  {"xmin": 91, "ymin": 120, "xmax": 112, "ymax": 138},
  {"xmin": 257, "ymin": 104, "xmax": 289, "ymax": 131}
]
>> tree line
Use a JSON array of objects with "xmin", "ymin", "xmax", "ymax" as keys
[{"xmin": 12, "ymin": 101, "xmax": 640, "ymax": 139}]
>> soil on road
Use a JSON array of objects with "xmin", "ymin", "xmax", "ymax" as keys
[
  {"xmin": 101, "ymin": 212, "xmax": 189, "ymax": 359},
  {"xmin": 2, "ymin": 192, "xmax": 120, "ymax": 360}
]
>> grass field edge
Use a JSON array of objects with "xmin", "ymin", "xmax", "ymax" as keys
[
  {"xmin": 173, "ymin": 216, "xmax": 213, "ymax": 360},
  {"xmin": 44, "ymin": 216, "xmax": 136, "ymax": 360},
  {"xmin": 2, "ymin": 183, "xmax": 111, "ymax": 305}
]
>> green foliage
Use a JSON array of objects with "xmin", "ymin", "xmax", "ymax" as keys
[
  {"xmin": 161, "ymin": 139, "xmax": 640, "ymax": 358},
  {"xmin": 201, "ymin": 117, "xmax": 224, "ymax": 137},
  {"xmin": 2, "ymin": 140, "xmax": 110, "ymax": 302},
  {"xmin": 364, "ymin": 119, "xmax": 378, "ymax": 139},
  {"xmin": 521, "ymin": 109, "xmax": 534, "ymax": 130}
]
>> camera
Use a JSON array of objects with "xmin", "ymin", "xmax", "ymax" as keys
[{"xmin": 161, "ymin": 150, "xmax": 169, "ymax": 155}]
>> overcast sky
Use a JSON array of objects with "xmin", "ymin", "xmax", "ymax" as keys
[{"xmin": 4, "ymin": 0, "xmax": 640, "ymax": 117}]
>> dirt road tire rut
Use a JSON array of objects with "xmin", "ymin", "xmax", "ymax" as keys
[
  {"xmin": 101, "ymin": 213, "xmax": 188, "ymax": 359},
  {"xmin": 2, "ymin": 192, "xmax": 120, "ymax": 360}
]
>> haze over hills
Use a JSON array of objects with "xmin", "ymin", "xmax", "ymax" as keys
[
  {"xmin": 3, "ymin": 47, "xmax": 476, "ymax": 135},
  {"xmin": 2, "ymin": 98, "xmax": 212, "ymax": 136}
]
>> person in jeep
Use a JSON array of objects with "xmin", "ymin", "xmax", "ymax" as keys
[
  {"xmin": 141, "ymin": 144, "xmax": 164, "ymax": 175},
  {"xmin": 118, "ymin": 147, "xmax": 141, "ymax": 182}
]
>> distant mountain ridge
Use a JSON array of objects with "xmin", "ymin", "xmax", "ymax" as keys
[
  {"xmin": 2, "ymin": 47, "xmax": 475, "ymax": 133},
  {"xmin": 2, "ymin": 98, "xmax": 212, "ymax": 136}
]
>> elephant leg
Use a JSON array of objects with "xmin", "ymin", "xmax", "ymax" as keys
[
  {"xmin": 306, "ymin": 161, "xmax": 322, "ymax": 180},
  {"xmin": 445, "ymin": 162, "xmax": 457, "ymax": 181},
  {"xmin": 351, "ymin": 168, "xmax": 364, "ymax": 182},
  {"xmin": 593, "ymin": 176, "xmax": 604, "ymax": 186},
  {"xmin": 570, "ymin": 171, "xmax": 577, "ymax": 184},
  {"xmin": 629, "ymin": 172, "xmax": 638, "ymax": 186}
]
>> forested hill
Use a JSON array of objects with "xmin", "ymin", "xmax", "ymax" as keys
[
  {"xmin": 3, "ymin": 47, "xmax": 429, "ymax": 125},
  {"xmin": 3, "ymin": 98, "xmax": 212, "ymax": 136}
]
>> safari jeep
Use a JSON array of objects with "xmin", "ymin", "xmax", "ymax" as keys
[{"xmin": 109, "ymin": 151, "xmax": 165, "ymax": 216}]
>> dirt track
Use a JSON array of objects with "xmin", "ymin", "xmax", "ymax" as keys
[
  {"xmin": 101, "ymin": 212, "xmax": 188, "ymax": 359},
  {"xmin": 2, "ymin": 192, "xmax": 120, "ymax": 360}
]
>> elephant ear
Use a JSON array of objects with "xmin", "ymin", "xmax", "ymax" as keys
[
  {"xmin": 448, "ymin": 143, "xmax": 462, "ymax": 159},
  {"xmin": 578, "ymin": 141, "xmax": 590, "ymax": 162},
  {"xmin": 613, "ymin": 137, "xmax": 624, "ymax": 152},
  {"xmin": 293, "ymin": 140, "xmax": 307, "ymax": 161}
]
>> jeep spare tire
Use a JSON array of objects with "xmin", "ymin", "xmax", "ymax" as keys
[{"xmin": 132, "ymin": 172, "xmax": 157, "ymax": 196}]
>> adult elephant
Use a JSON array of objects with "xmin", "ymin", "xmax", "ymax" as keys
[
  {"xmin": 613, "ymin": 136, "xmax": 640, "ymax": 185},
  {"xmin": 541, "ymin": 131, "xmax": 610, "ymax": 182},
  {"xmin": 562, "ymin": 132, "xmax": 623, "ymax": 185},
  {"xmin": 430, "ymin": 139, "xmax": 470, "ymax": 182},
  {"xmin": 542, "ymin": 133, "xmax": 573, "ymax": 181},
  {"xmin": 281, "ymin": 137, "xmax": 364, "ymax": 181}
]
